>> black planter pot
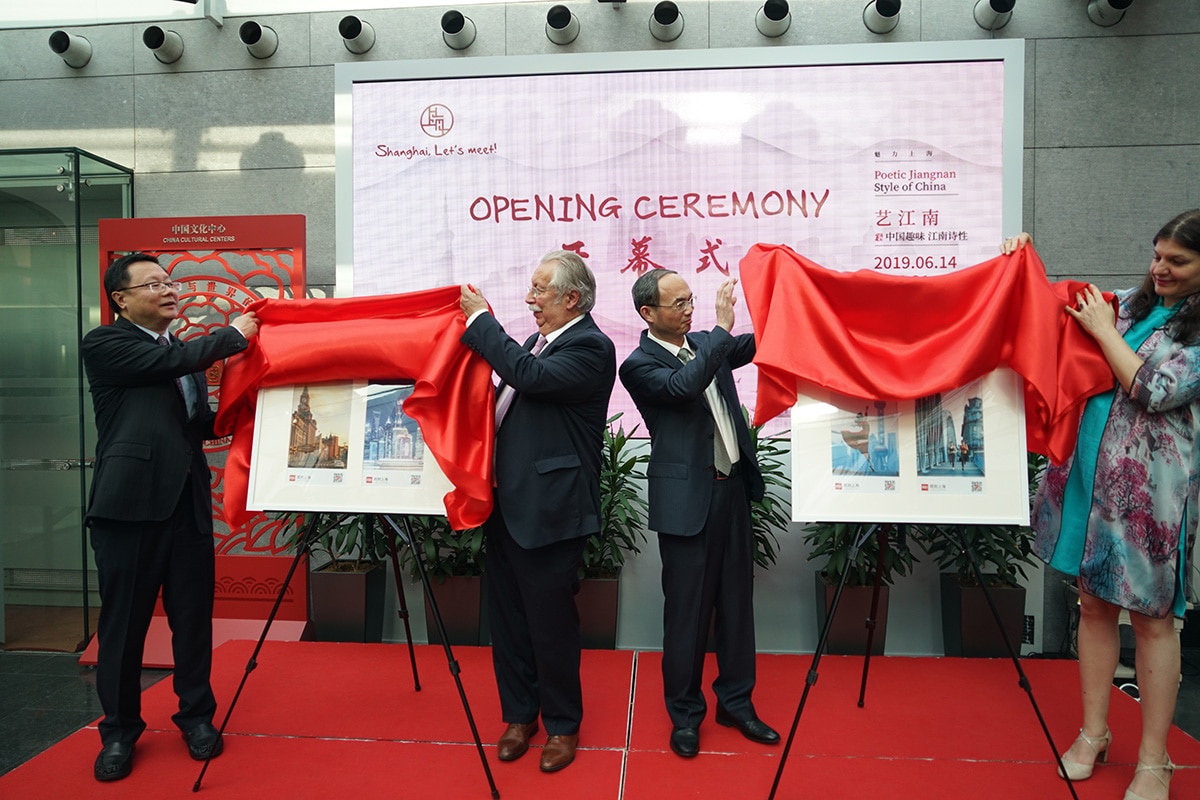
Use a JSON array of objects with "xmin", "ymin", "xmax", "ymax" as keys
[
  {"xmin": 578, "ymin": 577, "xmax": 619, "ymax": 649},
  {"xmin": 424, "ymin": 575, "xmax": 485, "ymax": 646},
  {"xmin": 309, "ymin": 560, "xmax": 386, "ymax": 643},
  {"xmin": 814, "ymin": 572, "xmax": 889, "ymax": 655},
  {"xmin": 939, "ymin": 572, "xmax": 1026, "ymax": 657}
]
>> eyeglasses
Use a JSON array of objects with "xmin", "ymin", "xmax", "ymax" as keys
[
  {"xmin": 122, "ymin": 280, "xmax": 183, "ymax": 294},
  {"xmin": 648, "ymin": 295, "xmax": 695, "ymax": 312},
  {"xmin": 526, "ymin": 285, "xmax": 556, "ymax": 298}
]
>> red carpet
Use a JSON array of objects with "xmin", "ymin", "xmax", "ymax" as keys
[{"xmin": 2, "ymin": 641, "xmax": 1197, "ymax": 799}]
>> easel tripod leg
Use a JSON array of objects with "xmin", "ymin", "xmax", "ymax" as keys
[
  {"xmin": 768, "ymin": 523, "xmax": 878, "ymax": 800},
  {"xmin": 857, "ymin": 524, "xmax": 896, "ymax": 708},
  {"xmin": 192, "ymin": 512, "xmax": 340, "ymax": 792},
  {"xmin": 382, "ymin": 514, "xmax": 421, "ymax": 692},
  {"xmin": 950, "ymin": 524, "xmax": 1080, "ymax": 800},
  {"xmin": 380, "ymin": 514, "xmax": 500, "ymax": 799}
]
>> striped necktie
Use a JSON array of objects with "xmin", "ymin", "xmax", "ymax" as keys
[
  {"xmin": 494, "ymin": 335, "xmax": 547, "ymax": 429},
  {"xmin": 677, "ymin": 348, "xmax": 733, "ymax": 475}
]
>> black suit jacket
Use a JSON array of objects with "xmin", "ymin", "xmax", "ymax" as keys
[
  {"xmin": 461, "ymin": 312, "xmax": 616, "ymax": 549},
  {"xmin": 81, "ymin": 316, "xmax": 248, "ymax": 533},
  {"xmin": 619, "ymin": 327, "xmax": 764, "ymax": 537}
]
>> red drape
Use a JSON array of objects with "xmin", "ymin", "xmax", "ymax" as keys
[
  {"xmin": 216, "ymin": 287, "xmax": 494, "ymax": 531},
  {"xmin": 739, "ymin": 243, "xmax": 1117, "ymax": 464}
]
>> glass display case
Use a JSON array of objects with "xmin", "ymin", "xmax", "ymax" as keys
[{"xmin": 0, "ymin": 148, "xmax": 132, "ymax": 648}]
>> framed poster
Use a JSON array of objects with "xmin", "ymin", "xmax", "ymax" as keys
[
  {"xmin": 791, "ymin": 369, "xmax": 1029, "ymax": 525},
  {"xmin": 246, "ymin": 380, "xmax": 454, "ymax": 515}
]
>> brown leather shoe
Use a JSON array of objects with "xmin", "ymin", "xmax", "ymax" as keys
[
  {"xmin": 497, "ymin": 721, "xmax": 538, "ymax": 761},
  {"xmin": 539, "ymin": 733, "xmax": 578, "ymax": 773}
]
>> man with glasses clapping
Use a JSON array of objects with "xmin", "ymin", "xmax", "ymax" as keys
[{"xmin": 620, "ymin": 269, "xmax": 779, "ymax": 760}]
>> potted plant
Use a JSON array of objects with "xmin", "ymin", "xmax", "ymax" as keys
[
  {"xmin": 800, "ymin": 521, "xmax": 917, "ymax": 654},
  {"xmin": 398, "ymin": 516, "xmax": 486, "ymax": 646},
  {"xmin": 915, "ymin": 452, "xmax": 1045, "ymax": 657},
  {"xmin": 281, "ymin": 513, "xmax": 391, "ymax": 643},
  {"xmin": 578, "ymin": 413, "xmax": 649, "ymax": 648},
  {"xmin": 744, "ymin": 407, "xmax": 789, "ymax": 570}
]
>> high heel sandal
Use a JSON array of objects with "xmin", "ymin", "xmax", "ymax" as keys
[
  {"xmin": 1057, "ymin": 728, "xmax": 1112, "ymax": 781},
  {"xmin": 1122, "ymin": 757, "xmax": 1174, "ymax": 800}
]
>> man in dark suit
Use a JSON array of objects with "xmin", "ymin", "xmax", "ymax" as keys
[
  {"xmin": 619, "ymin": 268, "xmax": 779, "ymax": 758},
  {"xmin": 82, "ymin": 253, "xmax": 258, "ymax": 781},
  {"xmin": 459, "ymin": 250, "xmax": 616, "ymax": 773}
]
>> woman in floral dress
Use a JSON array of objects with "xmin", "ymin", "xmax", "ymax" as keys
[{"xmin": 1004, "ymin": 210, "xmax": 1200, "ymax": 800}]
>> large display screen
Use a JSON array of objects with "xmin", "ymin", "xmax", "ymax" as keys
[{"xmin": 335, "ymin": 41, "xmax": 1024, "ymax": 432}]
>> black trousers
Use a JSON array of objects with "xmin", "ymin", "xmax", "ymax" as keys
[
  {"xmin": 658, "ymin": 475, "xmax": 758, "ymax": 728},
  {"xmin": 89, "ymin": 489, "xmax": 217, "ymax": 745},
  {"xmin": 484, "ymin": 510, "xmax": 586, "ymax": 736}
]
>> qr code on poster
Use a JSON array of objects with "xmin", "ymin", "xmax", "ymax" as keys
[{"xmin": 971, "ymin": 481, "xmax": 982, "ymax": 492}]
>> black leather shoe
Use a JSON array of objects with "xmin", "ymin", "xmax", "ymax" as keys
[
  {"xmin": 182, "ymin": 722, "xmax": 224, "ymax": 761},
  {"xmin": 94, "ymin": 741, "xmax": 134, "ymax": 782},
  {"xmin": 715, "ymin": 706, "xmax": 780, "ymax": 744},
  {"xmin": 669, "ymin": 726, "xmax": 700, "ymax": 758}
]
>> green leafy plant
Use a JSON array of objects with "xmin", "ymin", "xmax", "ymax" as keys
[
  {"xmin": 913, "ymin": 452, "xmax": 1046, "ymax": 587},
  {"xmin": 584, "ymin": 413, "xmax": 650, "ymax": 579},
  {"xmin": 744, "ymin": 407, "xmax": 789, "ymax": 570},
  {"xmin": 801, "ymin": 521, "xmax": 917, "ymax": 587},
  {"xmin": 279, "ymin": 512, "xmax": 391, "ymax": 573},
  {"xmin": 397, "ymin": 515, "xmax": 484, "ymax": 584}
]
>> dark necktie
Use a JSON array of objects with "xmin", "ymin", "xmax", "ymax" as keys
[{"xmin": 157, "ymin": 335, "xmax": 188, "ymax": 412}]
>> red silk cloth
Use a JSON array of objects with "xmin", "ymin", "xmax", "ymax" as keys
[
  {"xmin": 740, "ymin": 243, "xmax": 1116, "ymax": 463},
  {"xmin": 216, "ymin": 287, "xmax": 494, "ymax": 531}
]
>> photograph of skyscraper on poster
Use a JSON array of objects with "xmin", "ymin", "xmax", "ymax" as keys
[
  {"xmin": 337, "ymin": 42, "xmax": 1022, "ymax": 432},
  {"xmin": 246, "ymin": 381, "xmax": 455, "ymax": 516},
  {"xmin": 791, "ymin": 370, "xmax": 1028, "ymax": 526}
]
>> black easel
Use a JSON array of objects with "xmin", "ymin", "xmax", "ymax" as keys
[
  {"xmin": 767, "ymin": 522, "xmax": 1081, "ymax": 800},
  {"xmin": 192, "ymin": 512, "xmax": 500, "ymax": 799}
]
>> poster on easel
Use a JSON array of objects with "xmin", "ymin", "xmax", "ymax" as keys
[
  {"xmin": 246, "ymin": 380, "xmax": 455, "ymax": 515},
  {"xmin": 791, "ymin": 369, "xmax": 1029, "ymax": 525}
]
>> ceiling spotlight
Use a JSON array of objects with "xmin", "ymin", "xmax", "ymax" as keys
[
  {"xmin": 143, "ymin": 26, "xmax": 184, "ymax": 64},
  {"xmin": 863, "ymin": 0, "xmax": 901, "ymax": 35},
  {"xmin": 239, "ymin": 21, "xmax": 278, "ymax": 59},
  {"xmin": 339, "ymin": 16, "xmax": 376, "ymax": 54},
  {"xmin": 650, "ymin": 1, "xmax": 684, "ymax": 43},
  {"xmin": 441, "ymin": 10, "xmax": 477, "ymax": 51},
  {"xmin": 755, "ymin": 0, "xmax": 791, "ymax": 38},
  {"xmin": 546, "ymin": 5, "xmax": 580, "ymax": 46},
  {"xmin": 48, "ymin": 31, "xmax": 91, "ymax": 68},
  {"xmin": 974, "ymin": 0, "xmax": 1014, "ymax": 30},
  {"xmin": 1088, "ymin": 0, "xmax": 1132, "ymax": 26}
]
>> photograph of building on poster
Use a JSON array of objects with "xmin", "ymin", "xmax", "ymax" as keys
[
  {"xmin": 362, "ymin": 383, "xmax": 427, "ymax": 488},
  {"xmin": 829, "ymin": 400, "xmax": 900, "ymax": 477},
  {"xmin": 915, "ymin": 379, "xmax": 985, "ymax": 478},
  {"xmin": 287, "ymin": 384, "xmax": 351, "ymax": 475}
]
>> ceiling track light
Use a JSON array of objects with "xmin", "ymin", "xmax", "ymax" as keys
[
  {"xmin": 650, "ymin": 1, "xmax": 684, "ymax": 43},
  {"xmin": 974, "ymin": 0, "xmax": 1014, "ymax": 31},
  {"xmin": 755, "ymin": 0, "xmax": 791, "ymax": 38},
  {"xmin": 339, "ymin": 16, "xmax": 376, "ymax": 54},
  {"xmin": 1088, "ymin": 0, "xmax": 1132, "ymax": 27},
  {"xmin": 442, "ymin": 10, "xmax": 477, "ymax": 51},
  {"xmin": 48, "ymin": 30, "xmax": 91, "ymax": 68},
  {"xmin": 239, "ymin": 21, "xmax": 278, "ymax": 59},
  {"xmin": 143, "ymin": 26, "xmax": 184, "ymax": 64},
  {"xmin": 546, "ymin": 5, "xmax": 580, "ymax": 46},
  {"xmin": 863, "ymin": 0, "xmax": 901, "ymax": 35}
]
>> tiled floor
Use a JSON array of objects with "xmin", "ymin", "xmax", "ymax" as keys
[
  {"xmin": 1, "ymin": 647, "xmax": 1197, "ymax": 777},
  {"xmin": 0, "ymin": 651, "xmax": 169, "ymax": 775}
]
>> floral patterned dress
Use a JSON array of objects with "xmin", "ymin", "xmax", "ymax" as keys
[{"xmin": 1032, "ymin": 289, "xmax": 1200, "ymax": 618}]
